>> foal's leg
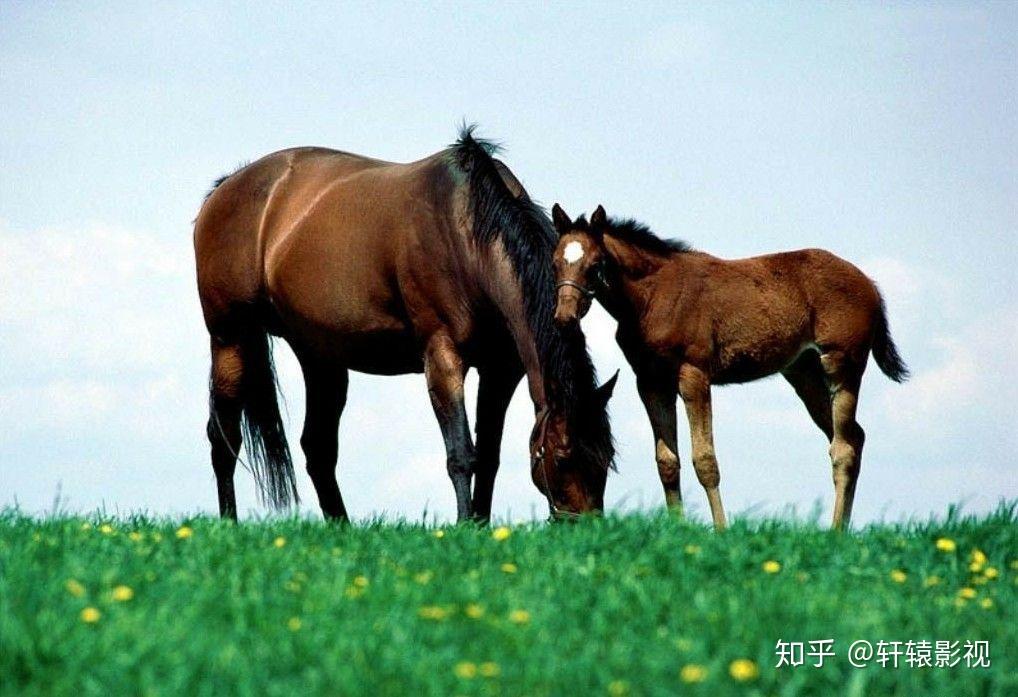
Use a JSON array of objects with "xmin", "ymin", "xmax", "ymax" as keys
[
  {"xmin": 636, "ymin": 371, "xmax": 682, "ymax": 511},
  {"xmin": 782, "ymin": 352, "xmax": 834, "ymax": 441},
  {"xmin": 678, "ymin": 364, "xmax": 727, "ymax": 529},
  {"xmin": 299, "ymin": 361, "xmax": 350, "ymax": 521},
  {"xmin": 424, "ymin": 333, "xmax": 476, "ymax": 522},
  {"xmin": 472, "ymin": 365, "xmax": 522, "ymax": 524},
  {"xmin": 820, "ymin": 352, "xmax": 866, "ymax": 530},
  {"xmin": 207, "ymin": 340, "xmax": 243, "ymax": 520}
]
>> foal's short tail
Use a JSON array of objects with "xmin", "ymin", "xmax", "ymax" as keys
[
  {"xmin": 871, "ymin": 295, "xmax": 910, "ymax": 383},
  {"xmin": 213, "ymin": 327, "xmax": 299, "ymax": 509}
]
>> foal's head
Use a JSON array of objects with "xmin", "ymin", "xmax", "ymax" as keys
[
  {"xmin": 551, "ymin": 204, "xmax": 610, "ymax": 328},
  {"xmin": 529, "ymin": 371, "xmax": 618, "ymax": 517}
]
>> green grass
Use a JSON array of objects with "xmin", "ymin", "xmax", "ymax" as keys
[{"xmin": 1, "ymin": 507, "xmax": 1015, "ymax": 696}]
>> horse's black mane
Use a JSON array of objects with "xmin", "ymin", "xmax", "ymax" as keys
[
  {"xmin": 600, "ymin": 217, "xmax": 693, "ymax": 256},
  {"xmin": 449, "ymin": 125, "xmax": 615, "ymax": 472}
]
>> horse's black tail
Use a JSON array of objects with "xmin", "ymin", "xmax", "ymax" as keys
[
  {"xmin": 871, "ymin": 295, "xmax": 909, "ymax": 383},
  {"xmin": 215, "ymin": 327, "xmax": 299, "ymax": 509}
]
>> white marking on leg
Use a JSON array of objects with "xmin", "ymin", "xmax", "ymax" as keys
[{"xmin": 563, "ymin": 241, "xmax": 584, "ymax": 264}]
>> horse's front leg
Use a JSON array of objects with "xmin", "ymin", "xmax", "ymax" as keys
[
  {"xmin": 678, "ymin": 363, "xmax": 728, "ymax": 530},
  {"xmin": 424, "ymin": 333, "xmax": 476, "ymax": 522},
  {"xmin": 472, "ymin": 363, "xmax": 522, "ymax": 524},
  {"xmin": 636, "ymin": 369, "xmax": 682, "ymax": 512}
]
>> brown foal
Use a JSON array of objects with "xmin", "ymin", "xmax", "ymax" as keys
[
  {"xmin": 551, "ymin": 205, "xmax": 908, "ymax": 530},
  {"xmin": 192, "ymin": 129, "xmax": 615, "ymax": 522}
]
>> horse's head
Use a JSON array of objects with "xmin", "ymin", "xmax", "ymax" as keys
[
  {"xmin": 529, "ymin": 371, "xmax": 618, "ymax": 518},
  {"xmin": 551, "ymin": 204, "xmax": 610, "ymax": 328}
]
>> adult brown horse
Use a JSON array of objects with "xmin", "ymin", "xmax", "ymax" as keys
[
  {"xmin": 551, "ymin": 204, "xmax": 908, "ymax": 530},
  {"xmin": 192, "ymin": 129, "xmax": 615, "ymax": 522}
]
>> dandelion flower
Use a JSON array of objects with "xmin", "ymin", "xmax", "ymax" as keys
[
  {"xmin": 761, "ymin": 560, "xmax": 781, "ymax": 574},
  {"xmin": 729, "ymin": 658, "xmax": 759, "ymax": 682},
  {"xmin": 414, "ymin": 571, "xmax": 433, "ymax": 585},
  {"xmin": 501, "ymin": 563, "xmax": 518, "ymax": 574},
  {"xmin": 454, "ymin": 661, "xmax": 477, "ymax": 679},
  {"xmin": 353, "ymin": 575, "xmax": 369, "ymax": 588},
  {"xmin": 680, "ymin": 664, "xmax": 707, "ymax": 684},
  {"xmin": 465, "ymin": 604, "xmax": 485, "ymax": 619},
  {"xmin": 99, "ymin": 524, "xmax": 114, "ymax": 535},
  {"xmin": 479, "ymin": 661, "xmax": 500, "ymax": 678},
  {"xmin": 971, "ymin": 549, "xmax": 987, "ymax": 565},
  {"xmin": 608, "ymin": 680, "xmax": 629, "ymax": 696},
  {"xmin": 65, "ymin": 579, "xmax": 86, "ymax": 598},
  {"xmin": 508, "ymin": 609, "xmax": 530, "ymax": 624},
  {"xmin": 175, "ymin": 526, "xmax": 193, "ymax": 539},
  {"xmin": 287, "ymin": 617, "xmax": 302, "ymax": 631},
  {"xmin": 80, "ymin": 607, "xmax": 101, "ymax": 623},
  {"xmin": 684, "ymin": 544, "xmax": 701, "ymax": 555},
  {"xmin": 980, "ymin": 598, "xmax": 993, "ymax": 609},
  {"xmin": 418, "ymin": 606, "xmax": 449, "ymax": 621},
  {"xmin": 273, "ymin": 536, "xmax": 286, "ymax": 548},
  {"xmin": 984, "ymin": 567, "xmax": 999, "ymax": 580},
  {"xmin": 80, "ymin": 522, "xmax": 92, "ymax": 531},
  {"xmin": 958, "ymin": 587, "xmax": 977, "ymax": 599},
  {"xmin": 128, "ymin": 532, "xmax": 143, "ymax": 542},
  {"xmin": 935, "ymin": 538, "xmax": 956, "ymax": 553},
  {"xmin": 890, "ymin": 570, "xmax": 907, "ymax": 583},
  {"xmin": 111, "ymin": 585, "xmax": 134, "ymax": 602},
  {"xmin": 924, "ymin": 576, "xmax": 941, "ymax": 588},
  {"xmin": 433, "ymin": 529, "xmax": 445, "ymax": 539},
  {"xmin": 492, "ymin": 526, "xmax": 511, "ymax": 541}
]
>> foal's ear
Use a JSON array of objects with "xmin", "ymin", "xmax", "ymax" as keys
[
  {"xmin": 551, "ymin": 203, "xmax": 572, "ymax": 235},
  {"xmin": 590, "ymin": 205, "xmax": 608, "ymax": 231},
  {"xmin": 595, "ymin": 370, "xmax": 620, "ymax": 407}
]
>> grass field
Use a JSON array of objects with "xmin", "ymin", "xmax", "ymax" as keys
[{"xmin": 0, "ymin": 506, "xmax": 1014, "ymax": 696}]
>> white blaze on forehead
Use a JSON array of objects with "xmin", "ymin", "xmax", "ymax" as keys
[{"xmin": 563, "ymin": 241, "xmax": 585, "ymax": 264}]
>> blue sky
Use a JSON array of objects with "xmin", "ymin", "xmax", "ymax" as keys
[{"xmin": 1, "ymin": 2, "xmax": 1015, "ymax": 522}]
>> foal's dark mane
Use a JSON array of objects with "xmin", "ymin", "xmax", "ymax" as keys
[
  {"xmin": 602, "ymin": 217, "xmax": 694, "ymax": 256},
  {"xmin": 449, "ymin": 126, "xmax": 615, "ymax": 471}
]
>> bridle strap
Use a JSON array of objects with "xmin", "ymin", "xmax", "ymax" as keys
[
  {"xmin": 531, "ymin": 408, "xmax": 559, "ymax": 516},
  {"xmin": 555, "ymin": 279, "xmax": 596, "ymax": 299}
]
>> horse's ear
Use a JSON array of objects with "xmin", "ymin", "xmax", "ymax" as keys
[
  {"xmin": 551, "ymin": 203, "xmax": 572, "ymax": 235},
  {"xmin": 595, "ymin": 370, "xmax": 620, "ymax": 406},
  {"xmin": 590, "ymin": 205, "xmax": 608, "ymax": 231}
]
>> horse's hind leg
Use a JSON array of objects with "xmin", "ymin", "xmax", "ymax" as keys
[
  {"xmin": 472, "ymin": 363, "xmax": 522, "ymax": 524},
  {"xmin": 424, "ymin": 333, "xmax": 476, "ymax": 522},
  {"xmin": 820, "ymin": 351, "xmax": 866, "ymax": 530},
  {"xmin": 678, "ymin": 364, "xmax": 727, "ymax": 529},
  {"xmin": 208, "ymin": 340, "xmax": 244, "ymax": 520},
  {"xmin": 299, "ymin": 360, "xmax": 350, "ymax": 521},
  {"xmin": 782, "ymin": 352, "xmax": 833, "ymax": 441},
  {"xmin": 636, "ymin": 370, "xmax": 682, "ymax": 512}
]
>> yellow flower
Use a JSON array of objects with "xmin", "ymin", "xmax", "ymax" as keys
[
  {"xmin": 954, "ymin": 597, "xmax": 968, "ymax": 608},
  {"xmin": 971, "ymin": 549, "xmax": 987, "ymax": 565},
  {"xmin": 418, "ymin": 605, "xmax": 449, "ymax": 621},
  {"xmin": 433, "ymin": 529, "xmax": 445, "ymax": 539},
  {"xmin": 111, "ymin": 585, "xmax": 134, "ymax": 602},
  {"xmin": 65, "ymin": 579, "xmax": 86, "ymax": 598},
  {"xmin": 984, "ymin": 567, "xmax": 999, "ymax": 580},
  {"xmin": 501, "ymin": 563, "xmax": 518, "ymax": 574},
  {"xmin": 80, "ymin": 607, "xmax": 101, "ymax": 623},
  {"xmin": 608, "ymin": 680, "xmax": 629, "ymax": 696},
  {"xmin": 343, "ymin": 586, "xmax": 363, "ymax": 599},
  {"xmin": 151, "ymin": 532, "xmax": 162, "ymax": 542},
  {"xmin": 924, "ymin": 576, "xmax": 941, "ymax": 588},
  {"xmin": 969, "ymin": 561, "xmax": 983, "ymax": 573},
  {"xmin": 729, "ymin": 658, "xmax": 758, "ymax": 682},
  {"xmin": 508, "ymin": 609, "xmax": 530, "ymax": 624},
  {"xmin": 761, "ymin": 560, "xmax": 781, "ymax": 574},
  {"xmin": 80, "ymin": 522, "xmax": 92, "ymax": 531},
  {"xmin": 1010, "ymin": 559, "xmax": 1018, "ymax": 570},
  {"xmin": 99, "ymin": 524, "xmax": 114, "ymax": 535},
  {"xmin": 958, "ymin": 587, "xmax": 977, "ymax": 599},
  {"xmin": 287, "ymin": 617, "xmax": 302, "ymax": 631},
  {"xmin": 479, "ymin": 662, "xmax": 500, "ymax": 677},
  {"xmin": 680, "ymin": 664, "xmax": 707, "ymax": 684},
  {"xmin": 273, "ymin": 536, "xmax": 286, "ymax": 548},
  {"xmin": 128, "ymin": 532, "xmax": 143, "ymax": 542},
  {"xmin": 980, "ymin": 598, "xmax": 994, "ymax": 609},
  {"xmin": 454, "ymin": 661, "xmax": 477, "ymax": 679},
  {"xmin": 414, "ymin": 571, "xmax": 433, "ymax": 585},
  {"xmin": 684, "ymin": 544, "xmax": 701, "ymax": 555},
  {"xmin": 465, "ymin": 604, "xmax": 485, "ymax": 619},
  {"xmin": 935, "ymin": 538, "xmax": 956, "ymax": 553},
  {"xmin": 353, "ymin": 575, "xmax": 369, "ymax": 588},
  {"xmin": 175, "ymin": 526, "xmax": 193, "ymax": 539},
  {"xmin": 492, "ymin": 526, "xmax": 512, "ymax": 541},
  {"xmin": 890, "ymin": 570, "xmax": 907, "ymax": 583}
]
